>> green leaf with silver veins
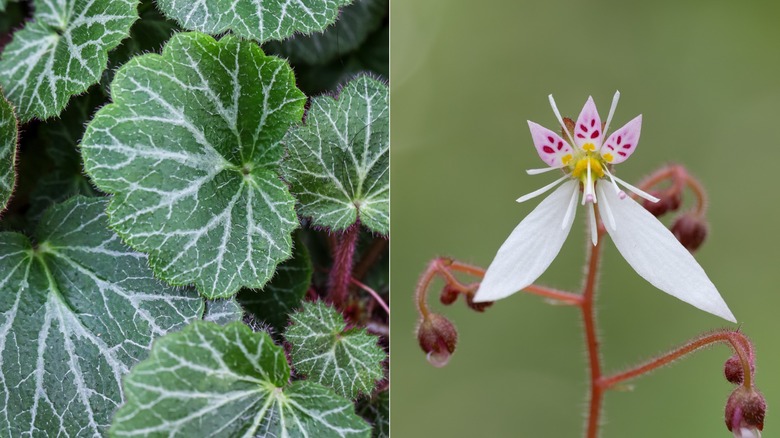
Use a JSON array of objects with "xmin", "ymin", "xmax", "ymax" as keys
[
  {"xmin": 81, "ymin": 32, "xmax": 305, "ymax": 299},
  {"xmin": 285, "ymin": 301, "xmax": 386, "ymax": 399},
  {"xmin": 158, "ymin": 0, "xmax": 352, "ymax": 43},
  {"xmin": 111, "ymin": 321, "xmax": 371, "ymax": 437},
  {"xmin": 0, "ymin": 0, "xmax": 138, "ymax": 121},
  {"xmin": 0, "ymin": 196, "xmax": 203, "ymax": 437},
  {"xmin": 282, "ymin": 76, "xmax": 389, "ymax": 235}
]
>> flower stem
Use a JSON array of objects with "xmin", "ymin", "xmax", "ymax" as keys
[
  {"xmin": 600, "ymin": 330, "xmax": 754, "ymax": 390},
  {"xmin": 351, "ymin": 277, "xmax": 390, "ymax": 315},
  {"xmin": 328, "ymin": 224, "xmax": 360, "ymax": 305},
  {"xmin": 583, "ymin": 229, "xmax": 604, "ymax": 438},
  {"xmin": 414, "ymin": 257, "xmax": 582, "ymax": 321}
]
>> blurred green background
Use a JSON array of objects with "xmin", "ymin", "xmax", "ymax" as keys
[{"xmin": 390, "ymin": 0, "xmax": 780, "ymax": 436}]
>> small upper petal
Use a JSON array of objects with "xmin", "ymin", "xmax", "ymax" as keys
[
  {"xmin": 574, "ymin": 96, "xmax": 603, "ymax": 149},
  {"xmin": 474, "ymin": 181, "xmax": 579, "ymax": 302},
  {"xmin": 527, "ymin": 121, "xmax": 575, "ymax": 167},
  {"xmin": 601, "ymin": 115, "xmax": 642, "ymax": 164},
  {"xmin": 600, "ymin": 185, "xmax": 736, "ymax": 322}
]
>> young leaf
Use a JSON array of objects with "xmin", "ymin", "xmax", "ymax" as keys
[
  {"xmin": 282, "ymin": 76, "xmax": 389, "ymax": 235},
  {"xmin": 0, "ymin": 196, "xmax": 203, "ymax": 437},
  {"xmin": 0, "ymin": 92, "xmax": 17, "ymax": 211},
  {"xmin": 285, "ymin": 301, "xmax": 386, "ymax": 399},
  {"xmin": 157, "ymin": 0, "xmax": 352, "ymax": 43},
  {"xmin": 111, "ymin": 321, "xmax": 371, "ymax": 437},
  {"xmin": 0, "ymin": 0, "xmax": 138, "ymax": 121},
  {"xmin": 356, "ymin": 390, "xmax": 389, "ymax": 438},
  {"xmin": 264, "ymin": 0, "xmax": 388, "ymax": 66},
  {"xmin": 81, "ymin": 32, "xmax": 306, "ymax": 298},
  {"xmin": 238, "ymin": 233, "xmax": 313, "ymax": 332}
]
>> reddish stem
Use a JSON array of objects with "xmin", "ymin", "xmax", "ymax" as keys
[
  {"xmin": 583, "ymin": 229, "xmax": 604, "ymax": 438},
  {"xmin": 600, "ymin": 330, "xmax": 753, "ymax": 390},
  {"xmin": 414, "ymin": 258, "xmax": 582, "ymax": 320},
  {"xmin": 351, "ymin": 277, "xmax": 389, "ymax": 315},
  {"xmin": 328, "ymin": 224, "xmax": 360, "ymax": 305}
]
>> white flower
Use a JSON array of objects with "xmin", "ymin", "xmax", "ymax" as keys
[{"xmin": 473, "ymin": 92, "xmax": 735, "ymax": 322}]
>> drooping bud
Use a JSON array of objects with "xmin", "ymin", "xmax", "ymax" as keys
[
  {"xmin": 643, "ymin": 190, "xmax": 682, "ymax": 217},
  {"xmin": 440, "ymin": 284, "xmax": 459, "ymax": 305},
  {"xmin": 466, "ymin": 292, "xmax": 493, "ymax": 312},
  {"xmin": 725, "ymin": 387, "xmax": 766, "ymax": 437},
  {"xmin": 724, "ymin": 354, "xmax": 756, "ymax": 385},
  {"xmin": 417, "ymin": 313, "xmax": 458, "ymax": 368},
  {"xmin": 671, "ymin": 214, "xmax": 708, "ymax": 252}
]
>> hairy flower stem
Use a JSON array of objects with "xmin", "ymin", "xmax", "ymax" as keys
[
  {"xmin": 600, "ymin": 330, "xmax": 754, "ymax": 390},
  {"xmin": 639, "ymin": 164, "xmax": 707, "ymax": 215},
  {"xmin": 414, "ymin": 258, "xmax": 581, "ymax": 320},
  {"xmin": 583, "ymin": 228, "xmax": 604, "ymax": 438},
  {"xmin": 328, "ymin": 224, "xmax": 360, "ymax": 306}
]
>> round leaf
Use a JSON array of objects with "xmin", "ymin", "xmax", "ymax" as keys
[
  {"xmin": 0, "ymin": 197, "xmax": 203, "ymax": 437},
  {"xmin": 0, "ymin": 0, "xmax": 138, "ymax": 121},
  {"xmin": 285, "ymin": 301, "xmax": 386, "ymax": 399},
  {"xmin": 111, "ymin": 321, "xmax": 371, "ymax": 437},
  {"xmin": 158, "ymin": 0, "xmax": 352, "ymax": 43},
  {"xmin": 81, "ymin": 32, "xmax": 306, "ymax": 298},
  {"xmin": 282, "ymin": 76, "xmax": 389, "ymax": 234}
]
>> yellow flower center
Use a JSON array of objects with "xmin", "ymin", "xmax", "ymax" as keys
[{"xmin": 568, "ymin": 143, "xmax": 607, "ymax": 185}]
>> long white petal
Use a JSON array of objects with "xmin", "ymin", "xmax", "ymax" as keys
[
  {"xmin": 474, "ymin": 181, "xmax": 579, "ymax": 302},
  {"xmin": 601, "ymin": 187, "xmax": 736, "ymax": 322}
]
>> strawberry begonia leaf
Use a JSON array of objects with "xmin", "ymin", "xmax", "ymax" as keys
[
  {"xmin": 157, "ymin": 0, "xmax": 352, "ymax": 43},
  {"xmin": 0, "ymin": 196, "xmax": 203, "ymax": 437},
  {"xmin": 282, "ymin": 76, "xmax": 389, "ymax": 234},
  {"xmin": 81, "ymin": 32, "xmax": 306, "ymax": 298},
  {"xmin": 0, "ymin": 0, "xmax": 138, "ymax": 121},
  {"xmin": 264, "ymin": 0, "xmax": 387, "ymax": 66},
  {"xmin": 285, "ymin": 301, "xmax": 386, "ymax": 399},
  {"xmin": 111, "ymin": 321, "xmax": 371, "ymax": 437}
]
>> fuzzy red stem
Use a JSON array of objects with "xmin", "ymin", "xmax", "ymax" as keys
[
  {"xmin": 600, "ymin": 331, "xmax": 753, "ymax": 390},
  {"xmin": 583, "ymin": 234, "xmax": 604, "ymax": 438},
  {"xmin": 328, "ymin": 224, "xmax": 360, "ymax": 305}
]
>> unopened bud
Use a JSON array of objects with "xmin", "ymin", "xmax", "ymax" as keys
[
  {"xmin": 671, "ymin": 214, "xmax": 708, "ymax": 252},
  {"xmin": 417, "ymin": 313, "xmax": 458, "ymax": 368},
  {"xmin": 725, "ymin": 387, "xmax": 766, "ymax": 437},
  {"xmin": 725, "ymin": 354, "xmax": 755, "ymax": 385},
  {"xmin": 440, "ymin": 285, "xmax": 459, "ymax": 305},
  {"xmin": 466, "ymin": 293, "xmax": 493, "ymax": 312},
  {"xmin": 643, "ymin": 190, "xmax": 681, "ymax": 217}
]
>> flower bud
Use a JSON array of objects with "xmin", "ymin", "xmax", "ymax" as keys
[
  {"xmin": 671, "ymin": 214, "xmax": 708, "ymax": 252},
  {"xmin": 466, "ymin": 293, "xmax": 493, "ymax": 312},
  {"xmin": 417, "ymin": 313, "xmax": 458, "ymax": 368},
  {"xmin": 440, "ymin": 285, "xmax": 459, "ymax": 305},
  {"xmin": 643, "ymin": 190, "xmax": 681, "ymax": 217},
  {"xmin": 724, "ymin": 354, "xmax": 755, "ymax": 385},
  {"xmin": 725, "ymin": 387, "xmax": 766, "ymax": 437}
]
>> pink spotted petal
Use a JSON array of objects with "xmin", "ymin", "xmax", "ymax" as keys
[
  {"xmin": 527, "ymin": 121, "xmax": 574, "ymax": 167},
  {"xmin": 574, "ymin": 96, "xmax": 603, "ymax": 149},
  {"xmin": 601, "ymin": 115, "xmax": 642, "ymax": 164}
]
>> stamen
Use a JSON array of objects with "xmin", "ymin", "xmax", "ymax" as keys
[
  {"xmin": 613, "ymin": 174, "xmax": 660, "ymax": 203},
  {"xmin": 603, "ymin": 166, "xmax": 627, "ymax": 199},
  {"xmin": 516, "ymin": 175, "xmax": 568, "ymax": 203},
  {"xmin": 548, "ymin": 94, "xmax": 578, "ymax": 148},
  {"xmin": 587, "ymin": 202, "xmax": 598, "ymax": 246},
  {"xmin": 526, "ymin": 166, "xmax": 563, "ymax": 175},
  {"xmin": 601, "ymin": 90, "xmax": 620, "ymax": 144},
  {"xmin": 562, "ymin": 182, "xmax": 579, "ymax": 229},
  {"xmin": 582, "ymin": 159, "xmax": 597, "ymax": 205},
  {"xmin": 597, "ymin": 184, "xmax": 616, "ymax": 231}
]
